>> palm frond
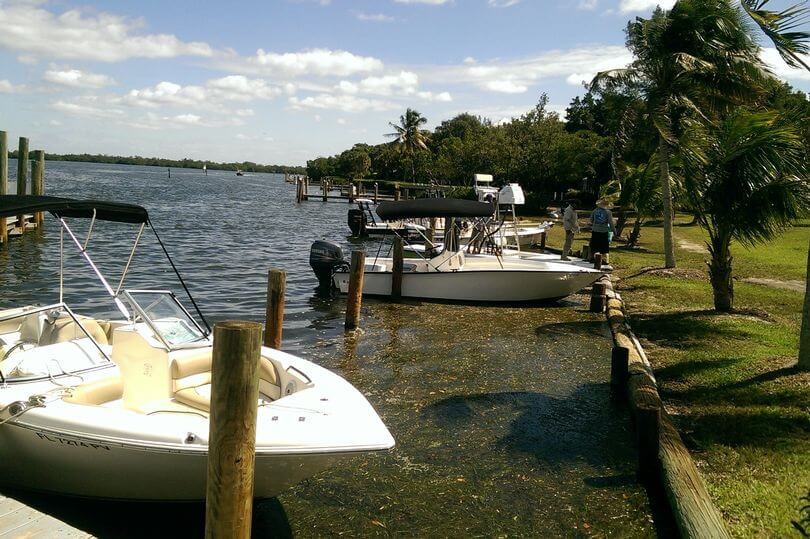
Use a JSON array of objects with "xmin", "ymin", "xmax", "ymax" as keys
[{"xmin": 741, "ymin": 0, "xmax": 810, "ymax": 70}]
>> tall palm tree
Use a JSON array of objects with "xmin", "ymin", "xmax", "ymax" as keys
[
  {"xmin": 386, "ymin": 109, "xmax": 429, "ymax": 182},
  {"xmin": 593, "ymin": 0, "xmax": 808, "ymax": 269},
  {"xmin": 682, "ymin": 110, "xmax": 809, "ymax": 311}
]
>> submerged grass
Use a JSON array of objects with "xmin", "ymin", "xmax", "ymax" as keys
[{"xmin": 546, "ymin": 216, "xmax": 810, "ymax": 537}]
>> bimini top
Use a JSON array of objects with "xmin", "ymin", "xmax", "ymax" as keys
[
  {"xmin": 376, "ymin": 198, "xmax": 494, "ymax": 220},
  {"xmin": 0, "ymin": 195, "xmax": 148, "ymax": 224}
]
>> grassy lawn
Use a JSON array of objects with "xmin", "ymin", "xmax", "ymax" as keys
[{"xmin": 545, "ymin": 216, "xmax": 810, "ymax": 537}]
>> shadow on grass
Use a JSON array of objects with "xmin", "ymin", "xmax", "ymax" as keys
[
  {"xmin": 534, "ymin": 320, "xmax": 610, "ymax": 339},
  {"xmin": 677, "ymin": 408, "xmax": 810, "ymax": 449},
  {"xmin": 0, "ymin": 489, "xmax": 292, "ymax": 539},
  {"xmin": 632, "ymin": 310, "xmax": 753, "ymax": 348}
]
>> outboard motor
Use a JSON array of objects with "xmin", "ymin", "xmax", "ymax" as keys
[
  {"xmin": 309, "ymin": 240, "xmax": 347, "ymax": 289},
  {"xmin": 347, "ymin": 208, "xmax": 367, "ymax": 237}
]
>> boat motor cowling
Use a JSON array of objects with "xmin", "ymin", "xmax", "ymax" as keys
[
  {"xmin": 348, "ymin": 208, "xmax": 367, "ymax": 237},
  {"xmin": 309, "ymin": 240, "xmax": 347, "ymax": 288}
]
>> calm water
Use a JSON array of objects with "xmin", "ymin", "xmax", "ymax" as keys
[{"xmin": 0, "ymin": 161, "xmax": 658, "ymax": 537}]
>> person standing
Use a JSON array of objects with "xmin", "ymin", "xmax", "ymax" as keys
[
  {"xmin": 561, "ymin": 200, "xmax": 579, "ymax": 260},
  {"xmin": 589, "ymin": 199, "xmax": 616, "ymax": 260}
]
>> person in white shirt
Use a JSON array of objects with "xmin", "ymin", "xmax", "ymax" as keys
[{"xmin": 561, "ymin": 201, "xmax": 579, "ymax": 260}]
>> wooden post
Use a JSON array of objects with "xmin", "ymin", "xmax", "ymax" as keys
[
  {"xmin": 539, "ymin": 231, "xmax": 547, "ymax": 250},
  {"xmin": 295, "ymin": 179, "xmax": 302, "ymax": 203},
  {"xmin": 589, "ymin": 281, "xmax": 606, "ymax": 313},
  {"xmin": 611, "ymin": 346, "xmax": 629, "ymax": 392},
  {"xmin": 264, "ymin": 269, "xmax": 286, "ymax": 349},
  {"xmin": 31, "ymin": 150, "xmax": 44, "ymax": 227},
  {"xmin": 394, "ymin": 186, "xmax": 401, "ymax": 201},
  {"xmin": 373, "ymin": 183, "xmax": 379, "ymax": 204},
  {"xmin": 637, "ymin": 404, "xmax": 661, "ymax": 483},
  {"xmin": 348, "ymin": 182, "xmax": 354, "ymax": 203},
  {"xmin": 0, "ymin": 131, "xmax": 7, "ymax": 245},
  {"xmin": 582, "ymin": 244, "xmax": 591, "ymax": 261},
  {"xmin": 16, "ymin": 137, "xmax": 28, "ymax": 231},
  {"xmin": 403, "ymin": 188, "xmax": 409, "ymax": 200},
  {"xmin": 322, "ymin": 180, "xmax": 328, "ymax": 202},
  {"xmin": 594, "ymin": 252, "xmax": 603, "ymax": 270},
  {"xmin": 205, "ymin": 321, "xmax": 262, "ymax": 539},
  {"xmin": 344, "ymin": 250, "xmax": 365, "ymax": 331},
  {"xmin": 303, "ymin": 177, "xmax": 309, "ymax": 201},
  {"xmin": 392, "ymin": 236, "xmax": 404, "ymax": 300}
]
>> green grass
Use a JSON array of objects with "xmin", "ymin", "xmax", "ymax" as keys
[{"xmin": 545, "ymin": 216, "xmax": 810, "ymax": 537}]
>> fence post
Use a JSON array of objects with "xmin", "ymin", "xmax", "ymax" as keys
[
  {"xmin": 594, "ymin": 252, "xmax": 603, "ymax": 270},
  {"xmin": 205, "ymin": 321, "xmax": 262, "ymax": 539},
  {"xmin": 637, "ymin": 405, "xmax": 661, "ymax": 484},
  {"xmin": 611, "ymin": 346, "xmax": 629, "ymax": 394},
  {"xmin": 31, "ymin": 150, "xmax": 44, "ymax": 227},
  {"xmin": 16, "ymin": 137, "xmax": 28, "ymax": 231},
  {"xmin": 264, "ymin": 269, "xmax": 286, "ymax": 349},
  {"xmin": 392, "ymin": 236, "xmax": 404, "ymax": 300},
  {"xmin": 590, "ymin": 281, "xmax": 607, "ymax": 313},
  {"xmin": 345, "ymin": 251, "xmax": 365, "ymax": 331}
]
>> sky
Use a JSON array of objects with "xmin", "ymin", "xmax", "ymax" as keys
[{"xmin": 0, "ymin": 0, "xmax": 808, "ymax": 166}]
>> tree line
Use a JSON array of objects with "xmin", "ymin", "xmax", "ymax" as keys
[{"xmin": 6, "ymin": 151, "xmax": 306, "ymax": 175}]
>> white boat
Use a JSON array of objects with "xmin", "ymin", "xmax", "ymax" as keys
[
  {"xmin": 348, "ymin": 198, "xmax": 426, "ymax": 240},
  {"xmin": 311, "ymin": 198, "xmax": 604, "ymax": 302},
  {"xmin": 0, "ymin": 195, "xmax": 394, "ymax": 500}
]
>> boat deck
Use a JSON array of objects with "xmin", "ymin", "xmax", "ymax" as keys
[{"xmin": 0, "ymin": 492, "xmax": 92, "ymax": 538}]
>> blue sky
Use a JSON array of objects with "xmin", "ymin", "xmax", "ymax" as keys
[{"xmin": 1, "ymin": 0, "xmax": 808, "ymax": 166}]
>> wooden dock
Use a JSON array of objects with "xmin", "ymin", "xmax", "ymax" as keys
[
  {"xmin": 294, "ymin": 177, "xmax": 446, "ymax": 204},
  {"xmin": 0, "ymin": 492, "xmax": 91, "ymax": 538}
]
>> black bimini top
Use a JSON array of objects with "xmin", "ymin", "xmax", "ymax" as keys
[
  {"xmin": 0, "ymin": 195, "xmax": 148, "ymax": 224},
  {"xmin": 376, "ymin": 198, "xmax": 494, "ymax": 220}
]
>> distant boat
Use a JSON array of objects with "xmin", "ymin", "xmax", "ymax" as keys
[
  {"xmin": 236, "ymin": 169, "xmax": 244, "ymax": 176},
  {"xmin": 202, "ymin": 164, "xmax": 207, "ymax": 176}
]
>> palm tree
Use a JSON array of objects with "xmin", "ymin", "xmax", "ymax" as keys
[
  {"xmin": 386, "ymin": 109, "xmax": 429, "ymax": 182},
  {"xmin": 593, "ymin": 0, "xmax": 809, "ymax": 269},
  {"xmin": 599, "ymin": 158, "xmax": 663, "ymax": 248},
  {"xmin": 681, "ymin": 110, "xmax": 809, "ymax": 312}
]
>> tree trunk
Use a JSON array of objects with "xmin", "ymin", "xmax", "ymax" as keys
[
  {"xmin": 659, "ymin": 137, "xmax": 676, "ymax": 268},
  {"xmin": 615, "ymin": 210, "xmax": 627, "ymax": 239},
  {"xmin": 708, "ymin": 234, "xmax": 733, "ymax": 312},
  {"xmin": 628, "ymin": 218, "xmax": 643, "ymax": 248},
  {"xmin": 799, "ymin": 236, "xmax": 810, "ymax": 370}
]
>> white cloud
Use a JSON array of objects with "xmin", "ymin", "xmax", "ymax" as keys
[
  {"xmin": 355, "ymin": 12, "xmax": 395, "ymax": 22},
  {"xmin": 236, "ymin": 48, "xmax": 383, "ymax": 78},
  {"xmin": 235, "ymin": 108, "xmax": 255, "ymax": 117},
  {"xmin": 578, "ymin": 0, "xmax": 598, "ymax": 10},
  {"xmin": 0, "ymin": 4, "xmax": 213, "ymax": 62},
  {"xmin": 122, "ymin": 76, "xmax": 283, "ymax": 110},
  {"xmin": 51, "ymin": 97, "xmax": 124, "ymax": 118},
  {"xmin": 418, "ymin": 90, "xmax": 453, "ymax": 102},
  {"xmin": 565, "ymin": 72, "xmax": 594, "ymax": 86},
  {"xmin": 484, "ymin": 80, "xmax": 528, "ymax": 93},
  {"xmin": 289, "ymin": 94, "xmax": 396, "ymax": 112},
  {"xmin": 0, "ymin": 79, "xmax": 24, "ymax": 93},
  {"xmin": 43, "ymin": 67, "xmax": 115, "ymax": 88},
  {"xmin": 338, "ymin": 70, "xmax": 419, "ymax": 96},
  {"xmin": 488, "ymin": 0, "xmax": 521, "ymax": 7},
  {"xmin": 761, "ymin": 48, "xmax": 810, "ymax": 82},
  {"xmin": 618, "ymin": 0, "xmax": 675, "ymax": 13}
]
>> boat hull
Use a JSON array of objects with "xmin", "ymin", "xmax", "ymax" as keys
[
  {"xmin": 0, "ymin": 421, "xmax": 355, "ymax": 500},
  {"xmin": 334, "ymin": 268, "xmax": 601, "ymax": 302}
]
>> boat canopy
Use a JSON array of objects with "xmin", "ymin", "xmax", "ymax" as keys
[
  {"xmin": 0, "ymin": 195, "xmax": 148, "ymax": 224},
  {"xmin": 376, "ymin": 198, "xmax": 494, "ymax": 220}
]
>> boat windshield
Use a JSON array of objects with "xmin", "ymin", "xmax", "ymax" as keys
[{"xmin": 123, "ymin": 291, "xmax": 207, "ymax": 348}]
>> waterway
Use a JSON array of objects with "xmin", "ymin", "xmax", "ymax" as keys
[{"xmin": 0, "ymin": 161, "xmax": 657, "ymax": 537}]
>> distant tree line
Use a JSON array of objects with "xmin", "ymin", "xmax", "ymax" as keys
[{"xmin": 6, "ymin": 151, "xmax": 306, "ymax": 175}]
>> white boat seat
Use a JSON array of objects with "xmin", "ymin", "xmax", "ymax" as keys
[
  {"xmin": 172, "ymin": 353, "xmax": 281, "ymax": 412},
  {"xmin": 64, "ymin": 376, "xmax": 124, "ymax": 406},
  {"xmin": 39, "ymin": 316, "xmax": 109, "ymax": 347},
  {"xmin": 18, "ymin": 312, "xmax": 45, "ymax": 344}
]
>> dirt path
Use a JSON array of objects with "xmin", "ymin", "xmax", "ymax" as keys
[
  {"xmin": 677, "ymin": 238, "xmax": 707, "ymax": 253},
  {"xmin": 741, "ymin": 277, "xmax": 805, "ymax": 293}
]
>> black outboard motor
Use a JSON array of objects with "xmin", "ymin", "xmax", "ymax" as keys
[
  {"xmin": 348, "ymin": 208, "xmax": 367, "ymax": 237},
  {"xmin": 309, "ymin": 240, "xmax": 347, "ymax": 289}
]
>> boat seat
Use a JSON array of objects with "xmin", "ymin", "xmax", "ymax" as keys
[
  {"xmin": 172, "ymin": 353, "xmax": 281, "ymax": 413},
  {"xmin": 18, "ymin": 312, "xmax": 46, "ymax": 344},
  {"xmin": 39, "ymin": 316, "xmax": 109, "ymax": 347},
  {"xmin": 64, "ymin": 376, "xmax": 124, "ymax": 406}
]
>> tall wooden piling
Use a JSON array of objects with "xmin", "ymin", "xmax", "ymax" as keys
[
  {"xmin": 344, "ymin": 250, "xmax": 365, "ymax": 331},
  {"xmin": 392, "ymin": 236, "xmax": 404, "ymax": 300},
  {"xmin": 264, "ymin": 269, "xmax": 286, "ymax": 349},
  {"xmin": 594, "ymin": 252, "xmax": 603, "ymax": 270},
  {"xmin": 0, "ymin": 131, "xmax": 7, "ymax": 245},
  {"xmin": 31, "ymin": 150, "xmax": 45, "ymax": 226},
  {"xmin": 206, "ymin": 321, "xmax": 262, "ymax": 539},
  {"xmin": 16, "ymin": 137, "xmax": 28, "ymax": 230},
  {"xmin": 322, "ymin": 180, "xmax": 328, "ymax": 202}
]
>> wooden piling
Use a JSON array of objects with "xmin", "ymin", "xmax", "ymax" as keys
[
  {"xmin": 205, "ymin": 321, "xmax": 262, "ymax": 539},
  {"xmin": 373, "ymin": 183, "xmax": 379, "ymax": 204},
  {"xmin": 637, "ymin": 404, "xmax": 661, "ymax": 483},
  {"xmin": 344, "ymin": 250, "xmax": 365, "ymax": 331},
  {"xmin": 539, "ymin": 231, "xmax": 547, "ymax": 250},
  {"xmin": 611, "ymin": 345, "xmax": 629, "ymax": 392},
  {"xmin": 303, "ymin": 177, "xmax": 309, "ymax": 201},
  {"xmin": 589, "ymin": 281, "xmax": 606, "ymax": 313},
  {"xmin": 264, "ymin": 269, "xmax": 286, "ymax": 349},
  {"xmin": 582, "ymin": 244, "xmax": 591, "ymax": 261},
  {"xmin": 16, "ymin": 137, "xmax": 28, "ymax": 231},
  {"xmin": 31, "ymin": 150, "xmax": 44, "ymax": 226},
  {"xmin": 392, "ymin": 236, "xmax": 404, "ymax": 300},
  {"xmin": 394, "ymin": 186, "xmax": 401, "ymax": 201},
  {"xmin": 0, "ymin": 131, "xmax": 7, "ymax": 245},
  {"xmin": 594, "ymin": 252, "xmax": 603, "ymax": 270},
  {"xmin": 322, "ymin": 180, "xmax": 328, "ymax": 202}
]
